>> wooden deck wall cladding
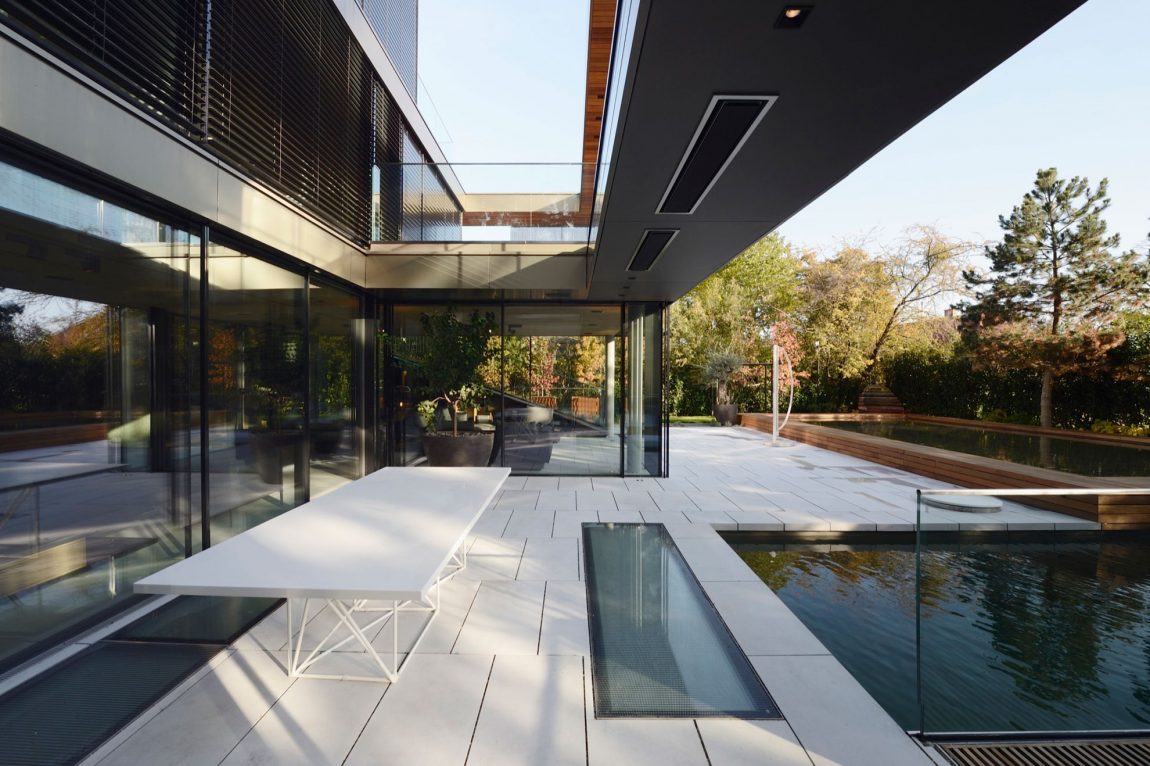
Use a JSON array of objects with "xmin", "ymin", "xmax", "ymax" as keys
[{"xmin": 739, "ymin": 414, "xmax": 1150, "ymax": 530}]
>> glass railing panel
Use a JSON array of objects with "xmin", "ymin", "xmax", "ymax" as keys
[
  {"xmin": 372, "ymin": 163, "xmax": 600, "ymax": 243},
  {"xmin": 915, "ymin": 488, "xmax": 1150, "ymax": 736}
]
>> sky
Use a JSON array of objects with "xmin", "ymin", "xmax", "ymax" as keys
[{"xmin": 418, "ymin": 0, "xmax": 1149, "ymax": 253}]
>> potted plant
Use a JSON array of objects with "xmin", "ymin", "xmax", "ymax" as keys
[
  {"xmin": 416, "ymin": 308, "xmax": 499, "ymax": 466},
  {"xmin": 703, "ymin": 350, "xmax": 743, "ymax": 426}
]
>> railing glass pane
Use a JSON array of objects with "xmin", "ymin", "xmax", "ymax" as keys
[{"xmin": 372, "ymin": 163, "xmax": 599, "ymax": 243}]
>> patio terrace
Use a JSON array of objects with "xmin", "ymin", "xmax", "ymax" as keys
[{"xmin": 53, "ymin": 426, "xmax": 1099, "ymax": 765}]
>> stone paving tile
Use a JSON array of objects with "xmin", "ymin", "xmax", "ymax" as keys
[
  {"xmin": 103, "ymin": 426, "xmax": 1111, "ymax": 766},
  {"xmin": 612, "ymin": 490, "xmax": 659, "ymax": 512},
  {"xmin": 682, "ymin": 510, "xmax": 739, "ymax": 530},
  {"xmin": 453, "ymin": 581, "xmax": 545, "ymax": 655},
  {"xmin": 345, "ymin": 654, "xmax": 493, "ymax": 766},
  {"xmin": 460, "ymin": 537, "xmax": 525, "ymax": 581},
  {"xmin": 685, "ymin": 491, "xmax": 741, "ymax": 512},
  {"xmin": 596, "ymin": 509, "xmax": 645, "ymax": 524},
  {"xmin": 468, "ymin": 655, "xmax": 586, "ymax": 766},
  {"xmin": 503, "ymin": 508, "xmax": 555, "ymax": 538},
  {"xmin": 535, "ymin": 489, "xmax": 578, "ymax": 510},
  {"xmin": 522, "ymin": 476, "xmax": 560, "ymax": 491},
  {"xmin": 726, "ymin": 511, "xmax": 786, "ymax": 531},
  {"xmin": 552, "ymin": 511, "xmax": 601, "ymax": 538},
  {"xmin": 751, "ymin": 655, "xmax": 933, "ymax": 766},
  {"xmin": 696, "ymin": 719, "xmax": 814, "ymax": 766},
  {"xmin": 495, "ymin": 490, "xmax": 540, "ymax": 511},
  {"xmin": 517, "ymin": 538, "xmax": 580, "ymax": 581},
  {"xmin": 538, "ymin": 581, "xmax": 590, "ymax": 656},
  {"xmin": 576, "ymin": 490, "xmax": 618, "ymax": 511},
  {"xmin": 650, "ymin": 490, "xmax": 699, "ymax": 511}
]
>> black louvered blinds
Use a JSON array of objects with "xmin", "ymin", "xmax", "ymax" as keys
[
  {"xmin": 1, "ymin": 0, "xmax": 203, "ymax": 139},
  {"xmin": 203, "ymin": 0, "xmax": 374, "ymax": 241},
  {"xmin": 2, "ymin": 0, "xmax": 395, "ymax": 244}
]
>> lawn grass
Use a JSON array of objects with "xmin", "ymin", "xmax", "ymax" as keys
[{"xmin": 669, "ymin": 415, "xmax": 717, "ymax": 425}]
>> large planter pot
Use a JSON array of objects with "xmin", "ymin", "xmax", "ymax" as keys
[
  {"xmin": 423, "ymin": 432, "xmax": 495, "ymax": 467},
  {"xmin": 250, "ymin": 430, "xmax": 305, "ymax": 484},
  {"xmin": 712, "ymin": 403, "xmax": 739, "ymax": 426}
]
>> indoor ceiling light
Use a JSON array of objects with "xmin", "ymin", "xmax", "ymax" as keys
[
  {"xmin": 656, "ymin": 95, "xmax": 777, "ymax": 214},
  {"xmin": 775, "ymin": 5, "xmax": 812, "ymax": 29}
]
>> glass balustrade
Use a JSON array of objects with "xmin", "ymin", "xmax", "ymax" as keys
[{"xmin": 371, "ymin": 163, "xmax": 601, "ymax": 243}]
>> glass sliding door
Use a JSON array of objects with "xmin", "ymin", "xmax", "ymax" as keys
[
  {"xmin": 0, "ymin": 159, "xmax": 198, "ymax": 670},
  {"xmin": 376, "ymin": 301, "xmax": 666, "ymax": 477},
  {"xmin": 624, "ymin": 303, "xmax": 665, "ymax": 477},
  {"xmin": 500, "ymin": 306, "xmax": 622, "ymax": 475},
  {"xmin": 309, "ymin": 281, "xmax": 362, "ymax": 494},
  {"xmin": 206, "ymin": 243, "xmax": 306, "ymax": 542}
]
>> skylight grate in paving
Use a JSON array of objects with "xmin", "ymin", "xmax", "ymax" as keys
[
  {"xmin": 0, "ymin": 595, "xmax": 283, "ymax": 765},
  {"xmin": 0, "ymin": 642, "xmax": 220, "ymax": 766},
  {"xmin": 582, "ymin": 523, "xmax": 781, "ymax": 718},
  {"xmin": 110, "ymin": 595, "xmax": 281, "ymax": 644}
]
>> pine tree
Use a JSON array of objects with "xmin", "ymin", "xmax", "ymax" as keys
[{"xmin": 964, "ymin": 168, "xmax": 1150, "ymax": 427}]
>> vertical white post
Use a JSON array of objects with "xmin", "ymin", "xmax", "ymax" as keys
[
  {"xmin": 606, "ymin": 337, "xmax": 616, "ymax": 438},
  {"xmin": 772, "ymin": 344, "xmax": 780, "ymax": 443}
]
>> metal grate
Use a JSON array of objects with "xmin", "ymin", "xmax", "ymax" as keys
[
  {"xmin": 0, "ymin": 642, "xmax": 220, "ymax": 766},
  {"xmin": 111, "ymin": 595, "xmax": 281, "ymax": 644},
  {"xmin": 0, "ymin": 596, "xmax": 281, "ymax": 765},
  {"xmin": 939, "ymin": 740, "xmax": 1150, "ymax": 766}
]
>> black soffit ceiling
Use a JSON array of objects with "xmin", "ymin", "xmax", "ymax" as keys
[{"xmin": 589, "ymin": 0, "xmax": 1088, "ymax": 303}]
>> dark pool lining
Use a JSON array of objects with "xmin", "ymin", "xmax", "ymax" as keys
[{"xmin": 818, "ymin": 419, "xmax": 1150, "ymax": 477}]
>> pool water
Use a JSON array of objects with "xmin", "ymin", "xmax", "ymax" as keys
[
  {"xmin": 821, "ymin": 420, "xmax": 1150, "ymax": 476},
  {"xmin": 732, "ymin": 535, "xmax": 1150, "ymax": 733}
]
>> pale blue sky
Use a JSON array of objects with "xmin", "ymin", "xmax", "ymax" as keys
[{"xmin": 419, "ymin": 0, "xmax": 1149, "ymax": 253}]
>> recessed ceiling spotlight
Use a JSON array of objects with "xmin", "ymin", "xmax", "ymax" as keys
[{"xmin": 775, "ymin": 5, "xmax": 812, "ymax": 29}]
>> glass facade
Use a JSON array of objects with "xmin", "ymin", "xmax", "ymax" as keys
[
  {"xmin": 0, "ymin": 157, "xmax": 379, "ymax": 671},
  {"xmin": 205, "ymin": 243, "xmax": 308, "ymax": 543},
  {"xmin": 383, "ymin": 303, "xmax": 664, "ymax": 475},
  {"xmin": 0, "ymin": 160, "xmax": 199, "ymax": 670}
]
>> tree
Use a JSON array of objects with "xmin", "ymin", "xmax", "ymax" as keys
[
  {"xmin": 702, "ymin": 350, "xmax": 743, "ymax": 406},
  {"xmin": 798, "ymin": 246, "xmax": 893, "ymax": 381},
  {"xmin": 963, "ymin": 168, "xmax": 1150, "ymax": 427},
  {"xmin": 864, "ymin": 226, "xmax": 972, "ymax": 373},
  {"xmin": 668, "ymin": 233, "xmax": 799, "ymax": 412},
  {"xmin": 417, "ymin": 308, "xmax": 498, "ymax": 435}
]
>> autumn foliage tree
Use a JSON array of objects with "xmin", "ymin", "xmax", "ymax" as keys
[{"xmin": 963, "ymin": 168, "xmax": 1150, "ymax": 427}]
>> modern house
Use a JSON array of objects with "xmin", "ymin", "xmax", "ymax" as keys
[{"xmin": 0, "ymin": 0, "xmax": 1091, "ymax": 755}]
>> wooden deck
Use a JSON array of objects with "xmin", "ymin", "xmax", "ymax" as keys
[{"xmin": 740, "ymin": 413, "xmax": 1150, "ymax": 530}]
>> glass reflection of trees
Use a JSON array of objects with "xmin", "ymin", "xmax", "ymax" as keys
[{"xmin": 737, "ymin": 537, "xmax": 1150, "ymax": 731}]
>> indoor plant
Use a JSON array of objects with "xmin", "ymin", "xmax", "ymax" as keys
[{"xmin": 416, "ymin": 308, "xmax": 498, "ymax": 466}]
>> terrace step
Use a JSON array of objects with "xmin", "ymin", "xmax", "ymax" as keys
[{"xmin": 857, "ymin": 386, "xmax": 905, "ymax": 414}]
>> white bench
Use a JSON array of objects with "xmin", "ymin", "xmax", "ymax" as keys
[{"xmin": 135, "ymin": 466, "xmax": 509, "ymax": 682}]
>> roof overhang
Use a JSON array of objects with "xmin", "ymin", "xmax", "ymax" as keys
[{"xmin": 589, "ymin": 0, "xmax": 1088, "ymax": 302}]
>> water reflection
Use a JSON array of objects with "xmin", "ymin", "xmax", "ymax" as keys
[
  {"xmin": 734, "ymin": 535, "xmax": 1150, "ymax": 732},
  {"xmin": 822, "ymin": 420, "xmax": 1150, "ymax": 476}
]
